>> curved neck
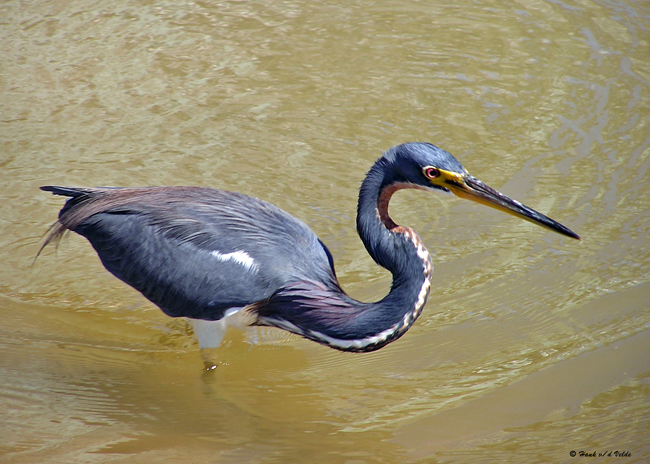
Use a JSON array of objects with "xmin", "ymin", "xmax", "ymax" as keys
[
  {"xmin": 254, "ymin": 159, "xmax": 433, "ymax": 352},
  {"xmin": 355, "ymin": 160, "xmax": 433, "ymax": 331}
]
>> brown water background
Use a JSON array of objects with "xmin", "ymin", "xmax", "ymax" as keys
[{"xmin": 1, "ymin": 0, "xmax": 649, "ymax": 462}]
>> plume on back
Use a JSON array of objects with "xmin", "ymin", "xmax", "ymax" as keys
[{"xmin": 39, "ymin": 186, "xmax": 112, "ymax": 254}]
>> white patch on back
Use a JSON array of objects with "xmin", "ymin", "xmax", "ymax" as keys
[{"xmin": 210, "ymin": 249, "xmax": 257, "ymax": 271}]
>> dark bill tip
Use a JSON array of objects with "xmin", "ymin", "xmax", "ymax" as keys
[{"xmin": 456, "ymin": 176, "xmax": 581, "ymax": 240}]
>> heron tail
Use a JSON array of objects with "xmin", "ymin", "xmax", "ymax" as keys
[{"xmin": 37, "ymin": 186, "xmax": 99, "ymax": 259}]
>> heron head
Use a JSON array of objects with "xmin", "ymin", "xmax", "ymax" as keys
[{"xmin": 383, "ymin": 142, "xmax": 580, "ymax": 240}]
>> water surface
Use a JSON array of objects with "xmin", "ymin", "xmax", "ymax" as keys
[{"xmin": 1, "ymin": 0, "xmax": 649, "ymax": 462}]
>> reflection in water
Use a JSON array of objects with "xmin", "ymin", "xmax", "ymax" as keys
[{"xmin": 1, "ymin": 0, "xmax": 649, "ymax": 462}]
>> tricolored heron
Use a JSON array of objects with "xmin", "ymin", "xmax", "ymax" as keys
[{"xmin": 40, "ymin": 143, "xmax": 579, "ymax": 354}]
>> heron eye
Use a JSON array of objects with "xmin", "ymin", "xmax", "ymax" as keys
[{"xmin": 424, "ymin": 167, "xmax": 440, "ymax": 179}]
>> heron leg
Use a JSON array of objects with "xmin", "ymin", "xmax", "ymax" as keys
[
  {"xmin": 186, "ymin": 318, "xmax": 226, "ymax": 370},
  {"xmin": 188, "ymin": 309, "xmax": 258, "ymax": 370},
  {"xmin": 189, "ymin": 318, "xmax": 229, "ymax": 349}
]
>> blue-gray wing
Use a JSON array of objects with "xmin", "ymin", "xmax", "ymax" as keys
[{"xmin": 44, "ymin": 186, "xmax": 339, "ymax": 320}]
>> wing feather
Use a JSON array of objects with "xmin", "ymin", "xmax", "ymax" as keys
[{"xmin": 42, "ymin": 186, "xmax": 339, "ymax": 320}]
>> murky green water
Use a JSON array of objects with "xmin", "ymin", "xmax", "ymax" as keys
[{"xmin": 1, "ymin": 0, "xmax": 649, "ymax": 462}]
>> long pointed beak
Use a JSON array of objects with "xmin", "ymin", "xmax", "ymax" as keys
[{"xmin": 439, "ymin": 171, "xmax": 580, "ymax": 240}]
